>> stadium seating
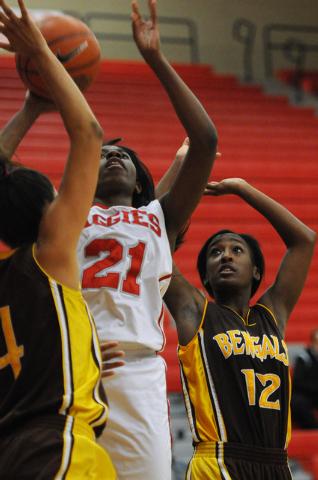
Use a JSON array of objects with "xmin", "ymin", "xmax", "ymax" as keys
[
  {"xmin": 1, "ymin": 53, "xmax": 318, "ymax": 480},
  {"xmin": 288, "ymin": 430, "xmax": 318, "ymax": 480},
  {"xmin": 0, "ymin": 55, "xmax": 317, "ymax": 361},
  {"xmin": 276, "ymin": 68, "xmax": 318, "ymax": 96}
]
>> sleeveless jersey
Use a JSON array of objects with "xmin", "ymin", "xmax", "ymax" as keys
[
  {"xmin": 178, "ymin": 301, "xmax": 292, "ymax": 449},
  {"xmin": 0, "ymin": 245, "xmax": 107, "ymax": 437},
  {"xmin": 77, "ymin": 200, "xmax": 172, "ymax": 351}
]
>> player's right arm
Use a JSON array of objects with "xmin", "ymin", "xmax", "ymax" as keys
[
  {"xmin": 163, "ymin": 261, "xmax": 206, "ymax": 346},
  {"xmin": 0, "ymin": 0, "xmax": 103, "ymax": 289}
]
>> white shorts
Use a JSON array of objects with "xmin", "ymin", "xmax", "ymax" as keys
[{"xmin": 98, "ymin": 350, "xmax": 172, "ymax": 480}]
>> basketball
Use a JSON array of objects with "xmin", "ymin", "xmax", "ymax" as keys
[{"xmin": 15, "ymin": 14, "xmax": 101, "ymax": 99}]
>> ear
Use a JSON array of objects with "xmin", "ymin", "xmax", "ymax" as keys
[
  {"xmin": 134, "ymin": 182, "xmax": 142, "ymax": 194},
  {"xmin": 253, "ymin": 266, "xmax": 261, "ymax": 282},
  {"xmin": 203, "ymin": 275, "xmax": 209, "ymax": 286}
]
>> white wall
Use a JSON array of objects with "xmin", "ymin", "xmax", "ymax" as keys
[{"xmin": 12, "ymin": 0, "xmax": 318, "ymax": 79}]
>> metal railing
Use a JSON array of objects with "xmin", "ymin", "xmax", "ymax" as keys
[
  {"xmin": 232, "ymin": 18, "xmax": 257, "ymax": 82},
  {"xmin": 74, "ymin": 12, "xmax": 200, "ymax": 64},
  {"xmin": 263, "ymin": 24, "xmax": 318, "ymax": 77}
]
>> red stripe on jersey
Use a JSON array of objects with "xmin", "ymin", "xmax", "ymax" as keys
[
  {"xmin": 159, "ymin": 273, "xmax": 172, "ymax": 283},
  {"xmin": 157, "ymin": 303, "xmax": 166, "ymax": 352}
]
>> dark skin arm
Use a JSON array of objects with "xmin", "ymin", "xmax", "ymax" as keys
[
  {"xmin": 206, "ymin": 179, "xmax": 316, "ymax": 337},
  {"xmin": 132, "ymin": 0, "xmax": 218, "ymax": 252},
  {"xmin": 165, "ymin": 178, "xmax": 316, "ymax": 344},
  {"xmin": 154, "ymin": 137, "xmax": 189, "ymax": 199},
  {"xmin": 0, "ymin": 90, "xmax": 56, "ymax": 160},
  {"xmin": 164, "ymin": 261, "xmax": 206, "ymax": 346},
  {"xmin": 0, "ymin": 0, "xmax": 103, "ymax": 290},
  {"xmin": 100, "ymin": 341, "xmax": 125, "ymax": 378}
]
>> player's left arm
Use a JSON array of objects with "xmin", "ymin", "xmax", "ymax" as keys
[
  {"xmin": 132, "ymin": 0, "xmax": 218, "ymax": 251},
  {"xmin": 154, "ymin": 137, "xmax": 189, "ymax": 199},
  {"xmin": 0, "ymin": 91, "xmax": 56, "ymax": 160},
  {"xmin": 206, "ymin": 179, "xmax": 317, "ymax": 337}
]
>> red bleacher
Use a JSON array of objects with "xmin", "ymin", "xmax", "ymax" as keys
[
  {"xmin": 288, "ymin": 430, "xmax": 318, "ymax": 480},
  {"xmin": 1, "ymin": 54, "xmax": 318, "ymax": 478},
  {"xmin": 276, "ymin": 68, "xmax": 318, "ymax": 96},
  {"xmin": 1, "ymin": 55, "xmax": 317, "ymax": 340}
]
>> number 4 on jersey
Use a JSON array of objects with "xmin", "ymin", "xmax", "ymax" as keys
[{"xmin": 0, "ymin": 306, "xmax": 24, "ymax": 379}]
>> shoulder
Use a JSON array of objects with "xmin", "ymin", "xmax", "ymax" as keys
[
  {"xmin": 252, "ymin": 302, "xmax": 277, "ymax": 323},
  {"xmin": 143, "ymin": 199, "xmax": 163, "ymax": 214}
]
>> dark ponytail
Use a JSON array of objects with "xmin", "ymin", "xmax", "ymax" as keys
[{"xmin": 0, "ymin": 152, "xmax": 55, "ymax": 249}]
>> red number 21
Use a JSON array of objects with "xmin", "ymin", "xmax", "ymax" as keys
[{"xmin": 82, "ymin": 239, "xmax": 146, "ymax": 297}]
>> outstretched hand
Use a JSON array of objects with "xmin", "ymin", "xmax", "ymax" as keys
[
  {"xmin": 0, "ymin": 0, "xmax": 46, "ymax": 56},
  {"xmin": 100, "ymin": 341, "xmax": 125, "ymax": 379},
  {"xmin": 131, "ymin": 0, "xmax": 162, "ymax": 64},
  {"xmin": 204, "ymin": 178, "xmax": 247, "ymax": 196}
]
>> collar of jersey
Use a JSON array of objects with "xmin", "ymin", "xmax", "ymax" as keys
[
  {"xmin": 92, "ymin": 203, "xmax": 133, "ymax": 210},
  {"xmin": 221, "ymin": 304, "xmax": 252, "ymax": 326}
]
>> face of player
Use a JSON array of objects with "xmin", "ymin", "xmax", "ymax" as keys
[
  {"xmin": 205, "ymin": 233, "xmax": 260, "ymax": 299},
  {"xmin": 95, "ymin": 146, "xmax": 140, "ymax": 199}
]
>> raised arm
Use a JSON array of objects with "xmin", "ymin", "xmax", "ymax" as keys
[
  {"xmin": 154, "ymin": 137, "xmax": 189, "ymax": 199},
  {"xmin": 0, "ymin": 91, "xmax": 56, "ymax": 160},
  {"xmin": 0, "ymin": 0, "xmax": 103, "ymax": 288},
  {"xmin": 132, "ymin": 0, "xmax": 218, "ymax": 249},
  {"xmin": 206, "ymin": 178, "xmax": 317, "ymax": 337}
]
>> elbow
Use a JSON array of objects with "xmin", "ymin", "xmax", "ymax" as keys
[
  {"xmin": 69, "ymin": 119, "xmax": 104, "ymax": 144},
  {"xmin": 84, "ymin": 121, "xmax": 104, "ymax": 147},
  {"xmin": 202, "ymin": 122, "xmax": 218, "ymax": 154},
  {"xmin": 302, "ymin": 228, "xmax": 317, "ymax": 253},
  {"xmin": 91, "ymin": 121, "xmax": 104, "ymax": 142},
  {"xmin": 308, "ymin": 228, "xmax": 317, "ymax": 247}
]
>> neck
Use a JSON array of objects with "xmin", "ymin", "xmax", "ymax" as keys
[
  {"xmin": 93, "ymin": 193, "xmax": 133, "ymax": 208},
  {"xmin": 215, "ymin": 291, "xmax": 251, "ymax": 320}
]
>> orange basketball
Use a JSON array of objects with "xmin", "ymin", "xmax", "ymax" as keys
[{"xmin": 15, "ymin": 14, "xmax": 101, "ymax": 99}]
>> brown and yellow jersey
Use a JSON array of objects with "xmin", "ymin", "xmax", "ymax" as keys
[
  {"xmin": 0, "ymin": 244, "xmax": 107, "ymax": 437},
  {"xmin": 178, "ymin": 300, "xmax": 291, "ymax": 449}
]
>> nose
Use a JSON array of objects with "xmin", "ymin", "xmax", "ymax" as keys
[
  {"xmin": 221, "ymin": 248, "xmax": 232, "ymax": 262},
  {"xmin": 106, "ymin": 149, "xmax": 122, "ymax": 160}
]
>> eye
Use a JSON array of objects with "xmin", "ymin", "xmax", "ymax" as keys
[
  {"xmin": 101, "ymin": 154, "xmax": 106, "ymax": 159},
  {"xmin": 233, "ymin": 246, "xmax": 243, "ymax": 253},
  {"xmin": 210, "ymin": 247, "xmax": 220, "ymax": 255},
  {"xmin": 122, "ymin": 153, "xmax": 129, "ymax": 159}
]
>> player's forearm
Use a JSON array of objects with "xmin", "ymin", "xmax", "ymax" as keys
[
  {"xmin": 155, "ymin": 156, "xmax": 183, "ymax": 198},
  {"xmin": 236, "ymin": 182, "xmax": 316, "ymax": 248},
  {"xmin": 0, "ymin": 101, "xmax": 41, "ymax": 159},
  {"xmin": 148, "ymin": 55, "xmax": 218, "ymax": 153}
]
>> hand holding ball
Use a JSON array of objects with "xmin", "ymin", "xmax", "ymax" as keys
[{"xmin": 15, "ymin": 15, "xmax": 100, "ymax": 99}]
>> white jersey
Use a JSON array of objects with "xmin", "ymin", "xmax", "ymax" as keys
[{"xmin": 77, "ymin": 200, "xmax": 172, "ymax": 352}]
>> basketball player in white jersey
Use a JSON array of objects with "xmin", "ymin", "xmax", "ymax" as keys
[{"xmin": 77, "ymin": 2, "xmax": 218, "ymax": 478}]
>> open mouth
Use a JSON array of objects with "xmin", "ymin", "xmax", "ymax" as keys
[
  {"xmin": 219, "ymin": 265, "xmax": 235, "ymax": 274},
  {"xmin": 105, "ymin": 158, "xmax": 125, "ymax": 170}
]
